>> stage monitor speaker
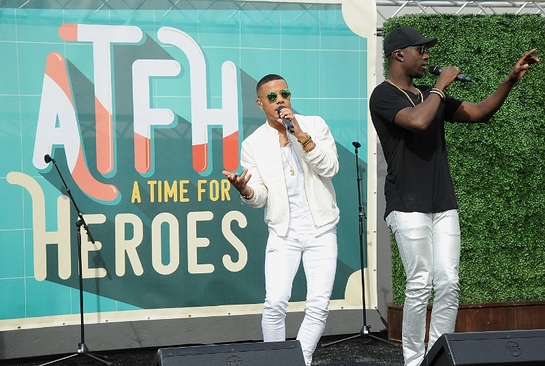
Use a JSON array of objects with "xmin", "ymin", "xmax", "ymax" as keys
[
  {"xmin": 153, "ymin": 340, "xmax": 306, "ymax": 366},
  {"xmin": 421, "ymin": 329, "xmax": 545, "ymax": 366}
]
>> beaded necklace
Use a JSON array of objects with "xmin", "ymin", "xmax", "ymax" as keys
[{"xmin": 385, "ymin": 79, "xmax": 423, "ymax": 106}]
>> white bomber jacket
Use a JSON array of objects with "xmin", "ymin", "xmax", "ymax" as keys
[{"xmin": 241, "ymin": 114, "xmax": 340, "ymax": 237}]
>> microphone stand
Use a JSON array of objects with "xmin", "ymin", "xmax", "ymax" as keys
[
  {"xmin": 39, "ymin": 155, "xmax": 111, "ymax": 366},
  {"xmin": 322, "ymin": 142, "xmax": 397, "ymax": 348}
]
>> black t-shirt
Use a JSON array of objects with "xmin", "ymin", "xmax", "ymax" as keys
[{"xmin": 369, "ymin": 81, "xmax": 464, "ymax": 219}]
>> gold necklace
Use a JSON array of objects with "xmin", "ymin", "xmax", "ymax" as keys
[
  {"xmin": 281, "ymin": 143, "xmax": 296, "ymax": 176},
  {"xmin": 385, "ymin": 79, "xmax": 423, "ymax": 106}
]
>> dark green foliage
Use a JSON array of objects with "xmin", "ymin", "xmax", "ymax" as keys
[{"xmin": 383, "ymin": 14, "xmax": 545, "ymax": 305}]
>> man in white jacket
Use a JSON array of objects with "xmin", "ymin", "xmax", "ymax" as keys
[{"xmin": 223, "ymin": 74, "xmax": 340, "ymax": 366}]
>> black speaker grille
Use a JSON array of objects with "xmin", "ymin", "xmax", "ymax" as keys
[
  {"xmin": 154, "ymin": 340, "xmax": 306, "ymax": 366},
  {"xmin": 422, "ymin": 329, "xmax": 545, "ymax": 366}
]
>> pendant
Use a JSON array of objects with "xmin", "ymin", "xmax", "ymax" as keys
[{"xmin": 290, "ymin": 168, "xmax": 295, "ymax": 176}]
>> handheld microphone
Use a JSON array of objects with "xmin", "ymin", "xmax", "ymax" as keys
[
  {"xmin": 276, "ymin": 106, "xmax": 294, "ymax": 134},
  {"xmin": 44, "ymin": 154, "xmax": 55, "ymax": 164},
  {"xmin": 352, "ymin": 141, "xmax": 361, "ymax": 148},
  {"xmin": 429, "ymin": 65, "xmax": 471, "ymax": 82}
]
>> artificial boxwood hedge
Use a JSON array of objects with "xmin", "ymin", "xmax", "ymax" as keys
[{"xmin": 382, "ymin": 14, "xmax": 545, "ymax": 305}]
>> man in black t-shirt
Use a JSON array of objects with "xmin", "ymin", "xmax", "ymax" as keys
[{"xmin": 370, "ymin": 26, "xmax": 538, "ymax": 366}]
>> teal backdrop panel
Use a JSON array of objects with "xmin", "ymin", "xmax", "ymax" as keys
[{"xmin": 0, "ymin": 4, "xmax": 371, "ymax": 327}]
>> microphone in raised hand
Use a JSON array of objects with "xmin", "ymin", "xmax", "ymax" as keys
[
  {"xmin": 429, "ymin": 65, "xmax": 471, "ymax": 82},
  {"xmin": 276, "ymin": 106, "xmax": 294, "ymax": 134}
]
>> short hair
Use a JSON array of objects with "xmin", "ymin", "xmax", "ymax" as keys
[{"xmin": 256, "ymin": 74, "xmax": 285, "ymax": 94}]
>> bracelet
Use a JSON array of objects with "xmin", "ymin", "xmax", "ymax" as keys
[
  {"xmin": 304, "ymin": 141, "xmax": 316, "ymax": 154},
  {"xmin": 241, "ymin": 188, "xmax": 254, "ymax": 200},
  {"xmin": 429, "ymin": 90, "xmax": 444, "ymax": 101},
  {"xmin": 431, "ymin": 87, "xmax": 445, "ymax": 101},
  {"xmin": 432, "ymin": 87, "xmax": 445, "ymax": 97},
  {"xmin": 298, "ymin": 133, "xmax": 312, "ymax": 147}
]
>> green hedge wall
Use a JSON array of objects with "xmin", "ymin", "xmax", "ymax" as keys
[{"xmin": 382, "ymin": 14, "xmax": 545, "ymax": 305}]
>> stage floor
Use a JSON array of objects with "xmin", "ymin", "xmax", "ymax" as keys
[{"xmin": 3, "ymin": 331, "xmax": 403, "ymax": 366}]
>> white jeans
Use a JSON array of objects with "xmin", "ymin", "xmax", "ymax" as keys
[
  {"xmin": 262, "ymin": 227, "xmax": 337, "ymax": 365},
  {"xmin": 386, "ymin": 210, "xmax": 460, "ymax": 366}
]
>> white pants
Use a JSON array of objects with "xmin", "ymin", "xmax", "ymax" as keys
[
  {"xmin": 261, "ymin": 227, "xmax": 337, "ymax": 365},
  {"xmin": 386, "ymin": 210, "xmax": 460, "ymax": 366}
]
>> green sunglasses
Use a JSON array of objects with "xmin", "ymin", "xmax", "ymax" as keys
[{"xmin": 266, "ymin": 89, "xmax": 291, "ymax": 102}]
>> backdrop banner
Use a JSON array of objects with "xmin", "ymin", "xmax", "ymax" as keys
[{"xmin": 0, "ymin": 0, "xmax": 377, "ymax": 330}]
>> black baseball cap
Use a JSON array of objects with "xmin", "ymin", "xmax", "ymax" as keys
[{"xmin": 383, "ymin": 26, "xmax": 437, "ymax": 56}]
